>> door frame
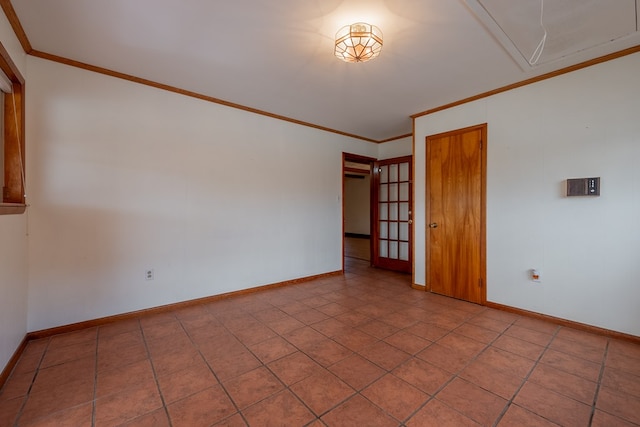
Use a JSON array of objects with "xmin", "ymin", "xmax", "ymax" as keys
[
  {"xmin": 425, "ymin": 123, "xmax": 487, "ymax": 304},
  {"xmin": 342, "ymin": 152, "xmax": 376, "ymax": 271}
]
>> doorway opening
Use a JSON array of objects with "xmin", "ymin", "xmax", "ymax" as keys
[
  {"xmin": 342, "ymin": 153, "xmax": 414, "ymax": 275},
  {"xmin": 342, "ymin": 153, "xmax": 375, "ymax": 269}
]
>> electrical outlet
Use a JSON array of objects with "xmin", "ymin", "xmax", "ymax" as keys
[
  {"xmin": 531, "ymin": 269, "xmax": 541, "ymax": 282},
  {"xmin": 145, "ymin": 269, "xmax": 154, "ymax": 281}
]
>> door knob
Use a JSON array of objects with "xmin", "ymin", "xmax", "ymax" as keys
[{"xmin": 429, "ymin": 223, "xmax": 438, "ymax": 228}]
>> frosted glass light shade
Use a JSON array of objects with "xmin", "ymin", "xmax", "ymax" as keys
[{"xmin": 334, "ymin": 22, "xmax": 383, "ymax": 63}]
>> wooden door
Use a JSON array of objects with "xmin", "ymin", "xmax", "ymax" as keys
[
  {"xmin": 373, "ymin": 156, "xmax": 412, "ymax": 273},
  {"xmin": 426, "ymin": 125, "xmax": 486, "ymax": 304}
]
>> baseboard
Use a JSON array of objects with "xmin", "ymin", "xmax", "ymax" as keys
[
  {"xmin": 6, "ymin": 274, "xmax": 637, "ymax": 392},
  {"xmin": 1, "ymin": 272, "xmax": 339, "ymax": 389},
  {"xmin": 0, "ymin": 270, "xmax": 344, "ymax": 390},
  {"xmin": 486, "ymin": 301, "xmax": 640, "ymax": 344},
  {"xmin": 27, "ymin": 270, "xmax": 343, "ymax": 341},
  {"xmin": 0, "ymin": 336, "xmax": 28, "ymax": 391},
  {"xmin": 411, "ymin": 283, "xmax": 426, "ymax": 291},
  {"xmin": 344, "ymin": 233, "xmax": 370, "ymax": 239}
]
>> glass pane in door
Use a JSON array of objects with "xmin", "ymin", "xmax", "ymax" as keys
[
  {"xmin": 379, "ymin": 240, "xmax": 388, "ymax": 257},
  {"xmin": 389, "ymin": 164, "xmax": 398, "ymax": 182},
  {"xmin": 389, "ymin": 222, "xmax": 398, "ymax": 240},
  {"xmin": 379, "ymin": 222, "xmax": 388, "ymax": 239},
  {"xmin": 389, "ymin": 183, "xmax": 398, "ymax": 202},
  {"xmin": 380, "ymin": 184, "xmax": 388, "ymax": 202},
  {"xmin": 379, "ymin": 203, "xmax": 388, "ymax": 220},
  {"xmin": 399, "ymin": 183, "xmax": 409, "ymax": 201},
  {"xmin": 389, "ymin": 241, "xmax": 399, "ymax": 259},
  {"xmin": 399, "ymin": 202, "xmax": 409, "ymax": 221},
  {"xmin": 399, "ymin": 222, "xmax": 409, "ymax": 241},
  {"xmin": 399, "ymin": 162, "xmax": 409, "ymax": 181},
  {"xmin": 380, "ymin": 165, "xmax": 388, "ymax": 183},
  {"xmin": 390, "ymin": 203, "xmax": 398, "ymax": 221},
  {"xmin": 399, "ymin": 242, "xmax": 409, "ymax": 261}
]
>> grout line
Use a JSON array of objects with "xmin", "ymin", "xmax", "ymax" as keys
[
  {"xmin": 186, "ymin": 303, "xmax": 286, "ymax": 425},
  {"xmin": 138, "ymin": 318, "xmax": 174, "ymax": 427},
  {"xmin": 256, "ymin": 314, "xmax": 359, "ymax": 421},
  {"xmin": 239, "ymin": 279, "xmax": 422, "ymax": 423},
  {"xmin": 13, "ymin": 337, "xmax": 50, "ymax": 425},
  {"xmin": 306, "ymin": 285, "xmax": 409, "ymax": 423},
  {"xmin": 4, "ymin": 261, "xmax": 637, "ymax": 426},
  {"xmin": 588, "ymin": 339, "xmax": 610, "ymax": 426},
  {"xmin": 404, "ymin": 311, "xmax": 522, "ymax": 425},
  {"xmin": 224, "ymin": 328, "xmax": 294, "ymax": 423},
  {"xmin": 491, "ymin": 322, "xmax": 562, "ymax": 426}
]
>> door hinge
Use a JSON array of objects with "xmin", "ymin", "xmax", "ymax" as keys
[{"xmin": 479, "ymin": 278, "xmax": 483, "ymax": 288}]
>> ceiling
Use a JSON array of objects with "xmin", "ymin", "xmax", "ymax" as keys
[{"xmin": 7, "ymin": 0, "xmax": 640, "ymax": 142}]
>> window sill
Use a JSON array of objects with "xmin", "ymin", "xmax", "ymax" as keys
[{"xmin": 0, "ymin": 203, "xmax": 26, "ymax": 215}]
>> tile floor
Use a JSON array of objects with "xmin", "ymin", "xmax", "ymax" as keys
[{"xmin": 1, "ymin": 258, "xmax": 639, "ymax": 426}]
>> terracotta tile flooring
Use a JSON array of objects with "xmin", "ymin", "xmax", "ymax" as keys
[{"xmin": 1, "ymin": 258, "xmax": 640, "ymax": 426}]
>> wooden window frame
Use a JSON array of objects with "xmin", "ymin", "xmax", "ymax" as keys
[{"xmin": 0, "ymin": 40, "xmax": 25, "ymax": 215}]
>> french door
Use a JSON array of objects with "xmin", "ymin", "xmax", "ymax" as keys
[{"xmin": 372, "ymin": 156, "xmax": 412, "ymax": 273}]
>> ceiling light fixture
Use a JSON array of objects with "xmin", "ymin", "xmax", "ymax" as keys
[{"xmin": 334, "ymin": 22, "xmax": 383, "ymax": 63}]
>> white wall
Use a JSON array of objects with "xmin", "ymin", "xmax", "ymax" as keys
[
  {"xmin": 378, "ymin": 136, "xmax": 412, "ymax": 160},
  {"xmin": 415, "ymin": 52, "xmax": 640, "ymax": 336},
  {"xmin": 25, "ymin": 56, "xmax": 378, "ymax": 331},
  {"xmin": 0, "ymin": 215, "xmax": 29, "ymax": 370},
  {"xmin": 344, "ymin": 174, "xmax": 370, "ymax": 235},
  {"xmin": 0, "ymin": 14, "xmax": 28, "ymax": 373}
]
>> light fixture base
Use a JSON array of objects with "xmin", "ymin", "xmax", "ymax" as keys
[{"xmin": 334, "ymin": 22, "xmax": 383, "ymax": 63}]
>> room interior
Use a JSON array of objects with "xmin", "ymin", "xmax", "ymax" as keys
[
  {"xmin": 343, "ymin": 159, "xmax": 372, "ymax": 262},
  {"xmin": 1, "ymin": 0, "xmax": 639, "ymax": 425}
]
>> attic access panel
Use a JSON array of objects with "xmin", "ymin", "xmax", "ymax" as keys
[{"xmin": 466, "ymin": 0, "xmax": 639, "ymax": 68}]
